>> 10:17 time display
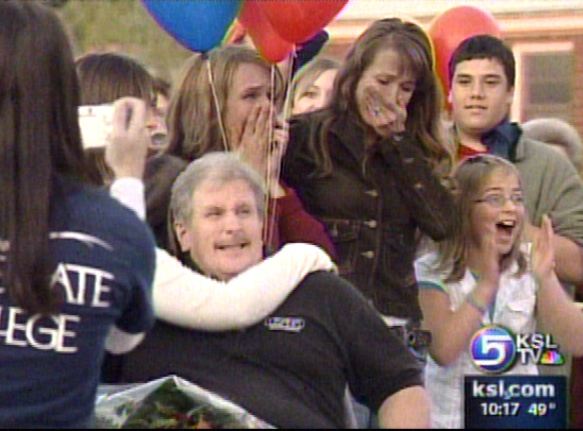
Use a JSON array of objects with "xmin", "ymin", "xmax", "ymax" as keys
[{"xmin": 480, "ymin": 402, "xmax": 520, "ymax": 416}]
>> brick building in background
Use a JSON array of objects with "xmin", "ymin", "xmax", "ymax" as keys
[{"xmin": 323, "ymin": 0, "xmax": 583, "ymax": 138}]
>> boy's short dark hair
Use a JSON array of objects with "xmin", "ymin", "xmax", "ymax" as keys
[{"xmin": 448, "ymin": 35, "xmax": 515, "ymax": 88}]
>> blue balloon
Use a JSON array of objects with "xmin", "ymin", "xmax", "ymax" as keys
[{"xmin": 142, "ymin": 0, "xmax": 242, "ymax": 52}]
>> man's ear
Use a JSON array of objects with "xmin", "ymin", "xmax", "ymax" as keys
[
  {"xmin": 174, "ymin": 221, "xmax": 191, "ymax": 253},
  {"xmin": 447, "ymin": 89, "xmax": 453, "ymax": 105}
]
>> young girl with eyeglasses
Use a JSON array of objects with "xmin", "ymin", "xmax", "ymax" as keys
[{"xmin": 415, "ymin": 154, "xmax": 583, "ymax": 428}]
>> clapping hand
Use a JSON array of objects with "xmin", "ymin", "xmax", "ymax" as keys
[{"xmin": 531, "ymin": 215, "xmax": 556, "ymax": 282}]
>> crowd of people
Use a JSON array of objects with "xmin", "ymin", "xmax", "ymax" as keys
[{"xmin": 2, "ymin": 0, "xmax": 583, "ymax": 428}]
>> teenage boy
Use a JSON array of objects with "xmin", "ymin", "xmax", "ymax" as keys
[{"xmin": 448, "ymin": 35, "xmax": 583, "ymax": 286}]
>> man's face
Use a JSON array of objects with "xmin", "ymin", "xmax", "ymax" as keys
[
  {"xmin": 449, "ymin": 58, "xmax": 514, "ymax": 140},
  {"xmin": 175, "ymin": 178, "xmax": 264, "ymax": 281}
]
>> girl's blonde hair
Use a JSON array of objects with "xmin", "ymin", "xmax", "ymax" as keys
[
  {"xmin": 165, "ymin": 45, "xmax": 285, "ymax": 162},
  {"xmin": 438, "ymin": 154, "xmax": 527, "ymax": 281}
]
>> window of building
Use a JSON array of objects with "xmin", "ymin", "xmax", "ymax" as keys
[{"xmin": 512, "ymin": 42, "xmax": 574, "ymax": 123}]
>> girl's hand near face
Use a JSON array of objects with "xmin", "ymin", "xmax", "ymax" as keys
[
  {"xmin": 420, "ymin": 232, "xmax": 501, "ymax": 367},
  {"xmin": 232, "ymin": 105, "xmax": 288, "ymax": 197},
  {"xmin": 364, "ymin": 86, "xmax": 407, "ymax": 138},
  {"xmin": 531, "ymin": 215, "xmax": 556, "ymax": 282},
  {"xmin": 232, "ymin": 104, "xmax": 271, "ymax": 173},
  {"xmin": 460, "ymin": 233, "xmax": 501, "ymax": 326},
  {"xmin": 468, "ymin": 232, "xmax": 501, "ymax": 312}
]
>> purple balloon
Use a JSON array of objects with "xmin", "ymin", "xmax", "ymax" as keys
[{"xmin": 142, "ymin": 0, "xmax": 242, "ymax": 52}]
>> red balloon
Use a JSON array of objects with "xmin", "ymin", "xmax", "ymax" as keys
[
  {"xmin": 428, "ymin": 6, "xmax": 502, "ymax": 98},
  {"xmin": 257, "ymin": 0, "xmax": 347, "ymax": 44},
  {"xmin": 238, "ymin": 0, "xmax": 295, "ymax": 63}
]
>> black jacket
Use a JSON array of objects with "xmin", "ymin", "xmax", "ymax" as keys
[{"xmin": 283, "ymin": 111, "xmax": 454, "ymax": 320}]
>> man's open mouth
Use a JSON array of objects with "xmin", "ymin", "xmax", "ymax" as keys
[{"xmin": 216, "ymin": 242, "xmax": 250, "ymax": 251}]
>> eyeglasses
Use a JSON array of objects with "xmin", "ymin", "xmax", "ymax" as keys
[{"xmin": 474, "ymin": 194, "xmax": 525, "ymax": 208}]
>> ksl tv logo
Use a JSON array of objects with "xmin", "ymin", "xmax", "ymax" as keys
[{"xmin": 470, "ymin": 325, "xmax": 565, "ymax": 374}]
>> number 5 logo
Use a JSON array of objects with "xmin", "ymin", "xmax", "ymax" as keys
[{"xmin": 470, "ymin": 326, "xmax": 516, "ymax": 373}]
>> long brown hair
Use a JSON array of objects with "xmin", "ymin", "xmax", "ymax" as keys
[
  {"xmin": 165, "ymin": 45, "xmax": 284, "ymax": 162},
  {"xmin": 310, "ymin": 18, "xmax": 453, "ymax": 177},
  {"xmin": 0, "ymin": 1, "xmax": 88, "ymax": 314},
  {"xmin": 75, "ymin": 52, "xmax": 155, "ymax": 186},
  {"xmin": 438, "ymin": 155, "xmax": 527, "ymax": 282}
]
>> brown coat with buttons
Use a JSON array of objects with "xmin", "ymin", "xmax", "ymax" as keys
[{"xmin": 283, "ymin": 111, "xmax": 455, "ymax": 320}]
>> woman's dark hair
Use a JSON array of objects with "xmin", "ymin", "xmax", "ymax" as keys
[
  {"xmin": 76, "ymin": 52, "xmax": 154, "ymax": 186},
  {"xmin": 76, "ymin": 52, "xmax": 154, "ymax": 105},
  {"xmin": 310, "ymin": 18, "xmax": 453, "ymax": 177},
  {"xmin": 0, "ymin": 1, "xmax": 88, "ymax": 314}
]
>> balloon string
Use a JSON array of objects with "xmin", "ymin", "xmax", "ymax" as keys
[
  {"xmin": 264, "ymin": 64, "xmax": 277, "ymax": 246},
  {"xmin": 206, "ymin": 59, "xmax": 230, "ymax": 152},
  {"xmin": 263, "ymin": 47, "xmax": 296, "ymax": 249},
  {"xmin": 281, "ymin": 45, "xmax": 296, "ymax": 123}
]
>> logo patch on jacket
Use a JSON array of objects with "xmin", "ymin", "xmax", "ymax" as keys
[{"xmin": 264, "ymin": 317, "xmax": 305, "ymax": 332}]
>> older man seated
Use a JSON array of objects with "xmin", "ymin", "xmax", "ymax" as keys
[{"xmin": 117, "ymin": 152, "xmax": 430, "ymax": 428}]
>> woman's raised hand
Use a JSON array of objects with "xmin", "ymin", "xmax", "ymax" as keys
[
  {"xmin": 365, "ymin": 86, "xmax": 407, "ymax": 138},
  {"xmin": 105, "ymin": 97, "xmax": 149, "ymax": 180}
]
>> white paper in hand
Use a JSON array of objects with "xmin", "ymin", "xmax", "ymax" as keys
[{"xmin": 78, "ymin": 104, "xmax": 114, "ymax": 149}]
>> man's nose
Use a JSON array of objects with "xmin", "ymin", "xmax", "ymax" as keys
[
  {"xmin": 470, "ymin": 80, "xmax": 485, "ymax": 98},
  {"xmin": 223, "ymin": 212, "xmax": 243, "ymax": 232}
]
